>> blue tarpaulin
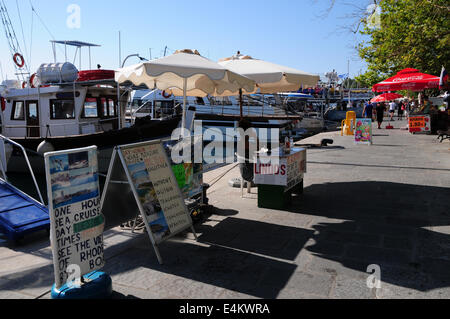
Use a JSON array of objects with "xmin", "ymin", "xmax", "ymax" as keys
[{"xmin": 0, "ymin": 179, "xmax": 50, "ymax": 241}]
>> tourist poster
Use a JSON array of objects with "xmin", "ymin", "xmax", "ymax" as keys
[
  {"xmin": 121, "ymin": 142, "xmax": 192, "ymax": 244},
  {"xmin": 44, "ymin": 146, "xmax": 105, "ymax": 289},
  {"xmin": 355, "ymin": 119, "xmax": 373, "ymax": 145}
]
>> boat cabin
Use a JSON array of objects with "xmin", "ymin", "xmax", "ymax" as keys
[{"xmin": 0, "ymin": 80, "xmax": 127, "ymax": 139}]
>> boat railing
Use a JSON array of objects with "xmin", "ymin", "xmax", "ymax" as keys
[
  {"xmin": 130, "ymin": 100, "xmax": 153, "ymax": 124},
  {"xmin": 2, "ymin": 117, "xmax": 120, "ymax": 138},
  {"xmin": 0, "ymin": 135, "xmax": 44, "ymax": 204}
]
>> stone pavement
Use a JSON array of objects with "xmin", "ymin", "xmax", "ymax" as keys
[{"xmin": 0, "ymin": 120, "xmax": 449, "ymax": 299}]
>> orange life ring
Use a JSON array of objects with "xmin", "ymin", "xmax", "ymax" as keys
[
  {"xmin": 29, "ymin": 73, "xmax": 37, "ymax": 88},
  {"xmin": 22, "ymin": 81, "xmax": 27, "ymax": 89},
  {"xmin": 162, "ymin": 90, "xmax": 172, "ymax": 99},
  {"xmin": 13, "ymin": 53, "xmax": 25, "ymax": 68}
]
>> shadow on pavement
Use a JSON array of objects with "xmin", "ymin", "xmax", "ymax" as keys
[
  {"xmin": 308, "ymin": 161, "xmax": 450, "ymax": 172},
  {"xmin": 102, "ymin": 237, "xmax": 300, "ymax": 299},
  {"xmin": 289, "ymin": 181, "xmax": 450, "ymax": 292},
  {"xmin": 98, "ymin": 217, "xmax": 314, "ymax": 298}
]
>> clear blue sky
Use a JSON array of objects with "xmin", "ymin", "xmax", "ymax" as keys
[{"xmin": 0, "ymin": 0, "xmax": 367, "ymax": 81}]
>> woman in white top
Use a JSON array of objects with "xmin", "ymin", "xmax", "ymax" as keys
[{"xmin": 389, "ymin": 101, "xmax": 396, "ymax": 121}]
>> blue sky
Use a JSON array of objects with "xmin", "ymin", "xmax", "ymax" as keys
[{"xmin": 0, "ymin": 0, "xmax": 368, "ymax": 81}]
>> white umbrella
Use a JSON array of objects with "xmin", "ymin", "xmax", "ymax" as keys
[
  {"xmin": 115, "ymin": 50, "xmax": 256, "ymax": 131},
  {"xmin": 218, "ymin": 53, "xmax": 320, "ymax": 93},
  {"xmin": 218, "ymin": 53, "xmax": 320, "ymax": 118}
]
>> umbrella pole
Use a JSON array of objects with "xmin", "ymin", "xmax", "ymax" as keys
[{"xmin": 182, "ymin": 78, "xmax": 188, "ymax": 136}]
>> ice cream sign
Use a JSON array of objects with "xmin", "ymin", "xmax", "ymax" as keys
[{"xmin": 409, "ymin": 115, "xmax": 431, "ymax": 133}]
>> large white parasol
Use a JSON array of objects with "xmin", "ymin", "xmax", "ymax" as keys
[
  {"xmin": 218, "ymin": 53, "xmax": 320, "ymax": 94},
  {"xmin": 115, "ymin": 50, "xmax": 256, "ymax": 130},
  {"xmin": 218, "ymin": 53, "xmax": 320, "ymax": 118}
]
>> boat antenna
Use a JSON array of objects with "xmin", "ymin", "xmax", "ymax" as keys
[{"xmin": 15, "ymin": 0, "xmax": 31, "ymax": 75}]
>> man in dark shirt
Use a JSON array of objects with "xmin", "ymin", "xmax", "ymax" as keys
[
  {"xmin": 363, "ymin": 102, "xmax": 374, "ymax": 120},
  {"xmin": 376, "ymin": 103, "xmax": 386, "ymax": 129}
]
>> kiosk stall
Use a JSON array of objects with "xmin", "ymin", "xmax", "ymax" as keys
[{"xmin": 254, "ymin": 148, "xmax": 307, "ymax": 210}]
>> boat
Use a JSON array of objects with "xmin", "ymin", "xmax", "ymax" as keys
[
  {"xmin": 127, "ymin": 89, "xmax": 300, "ymax": 140},
  {"xmin": 277, "ymin": 93, "xmax": 341, "ymax": 137},
  {"xmin": 0, "ymin": 49, "xmax": 180, "ymax": 174}
]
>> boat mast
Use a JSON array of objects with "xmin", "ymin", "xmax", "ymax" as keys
[{"xmin": 0, "ymin": 0, "xmax": 29, "ymax": 82}]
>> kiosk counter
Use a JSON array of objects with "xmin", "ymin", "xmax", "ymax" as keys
[{"xmin": 254, "ymin": 148, "xmax": 307, "ymax": 210}]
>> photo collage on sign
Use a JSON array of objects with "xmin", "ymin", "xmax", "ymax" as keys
[
  {"xmin": 172, "ymin": 163, "xmax": 203, "ymax": 199},
  {"xmin": 127, "ymin": 161, "xmax": 171, "ymax": 242},
  {"xmin": 49, "ymin": 150, "xmax": 99, "ymax": 209},
  {"xmin": 164, "ymin": 139, "xmax": 204, "ymax": 199}
]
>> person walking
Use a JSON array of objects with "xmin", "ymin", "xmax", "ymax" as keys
[
  {"xmin": 363, "ymin": 101, "xmax": 374, "ymax": 120},
  {"xmin": 398, "ymin": 101, "xmax": 405, "ymax": 120},
  {"xmin": 376, "ymin": 102, "xmax": 386, "ymax": 129},
  {"xmin": 389, "ymin": 100, "xmax": 397, "ymax": 121}
]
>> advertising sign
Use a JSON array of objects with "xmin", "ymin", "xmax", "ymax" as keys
[
  {"xmin": 409, "ymin": 115, "xmax": 431, "ymax": 133},
  {"xmin": 44, "ymin": 146, "xmax": 105, "ymax": 289},
  {"xmin": 254, "ymin": 148, "xmax": 307, "ymax": 189},
  {"xmin": 286, "ymin": 150, "xmax": 307, "ymax": 191},
  {"xmin": 100, "ymin": 140, "xmax": 197, "ymax": 264},
  {"xmin": 121, "ymin": 143, "xmax": 193, "ymax": 244},
  {"xmin": 254, "ymin": 159, "xmax": 288, "ymax": 186},
  {"xmin": 355, "ymin": 119, "xmax": 373, "ymax": 145}
]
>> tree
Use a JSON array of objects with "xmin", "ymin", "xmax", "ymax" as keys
[
  {"xmin": 357, "ymin": 0, "xmax": 450, "ymax": 87},
  {"xmin": 354, "ymin": 70, "xmax": 386, "ymax": 88}
]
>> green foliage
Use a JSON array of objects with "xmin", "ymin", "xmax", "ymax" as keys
[
  {"xmin": 354, "ymin": 70, "xmax": 386, "ymax": 88},
  {"xmin": 357, "ymin": 0, "xmax": 450, "ymax": 87}
]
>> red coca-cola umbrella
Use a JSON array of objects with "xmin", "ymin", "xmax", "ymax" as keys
[
  {"xmin": 370, "ymin": 93, "xmax": 404, "ymax": 103},
  {"xmin": 372, "ymin": 68, "xmax": 440, "ymax": 92}
]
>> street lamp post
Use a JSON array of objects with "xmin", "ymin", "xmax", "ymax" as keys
[
  {"xmin": 121, "ymin": 54, "xmax": 148, "ymax": 68},
  {"xmin": 118, "ymin": 54, "xmax": 149, "ymax": 129}
]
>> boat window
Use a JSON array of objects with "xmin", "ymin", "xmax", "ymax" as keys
[
  {"xmin": 27, "ymin": 102, "xmax": 38, "ymax": 119},
  {"xmin": 50, "ymin": 99, "xmax": 75, "ymax": 120},
  {"xmin": 99, "ymin": 97, "xmax": 117, "ymax": 118},
  {"xmin": 108, "ymin": 99, "xmax": 116, "ymax": 117},
  {"xmin": 83, "ymin": 98, "xmax": 99, "ymax": 118},
  {"xmin": 214, "ymin": 96, "xmax": 233, "ymax": 106},
  {"xmin": 136, "ymin": 101, "xmax": 152, "ymax": 114},
  {"xmin": 11, "ymin": 101, "xmax": 25, "ymax": 120},
  {"xmin": 196, "ymin": 97, "xmax": 205, "ymax": 105},
  {"xmin": 100, "ymin": 98, "xmax": 108, "ymax": 117},
  {"xmin": 154, "ymin": 100, "xmax": 174, "ymax": 118}
]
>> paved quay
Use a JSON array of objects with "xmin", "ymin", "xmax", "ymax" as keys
[{"xmin": 0, "ymin": 120, "xmax": 449, "ymax": 299}]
